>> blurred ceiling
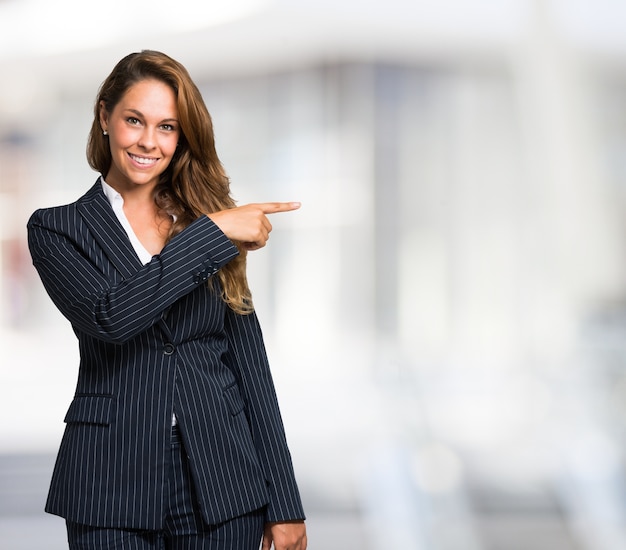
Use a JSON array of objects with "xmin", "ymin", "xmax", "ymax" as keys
[
  {"xmin": 0, "ymin": 0, "xmax": 625, "ymax": 127},
  {"xmin": 0, "ymin": 0, "xmax": 522, "ymax": 78},
  {"xmin": 2, "ymin": 0, "xmax": 625, "ymax": 78}
]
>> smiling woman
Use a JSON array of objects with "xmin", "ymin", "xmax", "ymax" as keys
[
  {"xmin": 100, "ymin": 79, "xmax": 180, "ymax": 190},
  {"xmin": 98, "ymin": 79, "xmax": 180, "ymax": 255},
  {"xmin": 26, "ymin": 50, "xmax": 307, "ymax": 550}
]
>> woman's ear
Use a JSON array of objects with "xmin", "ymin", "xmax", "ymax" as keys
[{"xmin": 99, "ymin": 100, "xmax": 109, "ymax": 133}]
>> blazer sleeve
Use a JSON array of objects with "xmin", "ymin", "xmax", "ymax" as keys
[
  {"xmin": 27, "ymin": 210, "xmax": 238, "ymax": 344},
  {"xmin": 223, "ymin": 307, "xmax": 306, "ymax": 523}
]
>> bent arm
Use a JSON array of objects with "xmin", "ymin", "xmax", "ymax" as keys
[{"xmin": 27, "ymin": 209, "xmax": 238, "ymax": 343}]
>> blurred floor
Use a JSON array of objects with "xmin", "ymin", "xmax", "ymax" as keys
[
  {"xmin": 0, "ymin": 453, "xmax": 587, "ymax": 550},
  {"xmin": 0, "ymin": 453, "xmax": 371, "ymax": 550},
  {"xmin": 0, "ymin": 453, "xmax": 66, "ymax": 550}
]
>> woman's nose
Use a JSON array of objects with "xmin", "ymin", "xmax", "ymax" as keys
[{"xmin": 137, "ymin": 127, "xmax": 156, "ymax": 149}]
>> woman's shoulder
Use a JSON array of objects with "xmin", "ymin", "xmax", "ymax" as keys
[{"xmin": 27, "ymin": 179, "xmax": 103, "ymax": 229}]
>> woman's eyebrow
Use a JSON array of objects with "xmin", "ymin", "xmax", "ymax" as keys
[{"xmin": 124, "ymin": 108, "xmax": 179, "ymax": 123}]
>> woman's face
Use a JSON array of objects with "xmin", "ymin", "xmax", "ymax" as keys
[{"xmin": 100, "ymin": 78, "xmax": 180, "ymax": 193}]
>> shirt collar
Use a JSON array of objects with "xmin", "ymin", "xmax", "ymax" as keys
[{"xmin": 100, "ymin": 177, "xmax": 123, "ymax": 206}]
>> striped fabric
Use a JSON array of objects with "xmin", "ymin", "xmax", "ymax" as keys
[
  {"xmin": 27, "ymin": 179, "xmax": 305, "ymax": 530},
  {"xmin": 66, "ymin": 508, "xmax": 265, "ymax": 550}
]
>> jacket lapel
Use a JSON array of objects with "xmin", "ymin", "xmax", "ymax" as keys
[{"xmin": 77, "ymin": 179, "xmax": 143, "ymax": 279}]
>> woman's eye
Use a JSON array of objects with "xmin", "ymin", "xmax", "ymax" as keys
[
  {"xmin": 161, "ymin": 124, "xmax": 176, "ymax": 132},
  {"xmin": 127, "ymin": 117, "xmax": 140, "ymax": 125}
]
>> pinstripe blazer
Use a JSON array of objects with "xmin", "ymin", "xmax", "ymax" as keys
[{"xmin": 27, "ymin": 179, "xmax": 305, "ymax": 530}]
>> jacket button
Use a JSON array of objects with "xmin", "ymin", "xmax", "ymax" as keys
[{"xmin": 163, "ymin": 343, "xmax": 175, "ymax": 355}]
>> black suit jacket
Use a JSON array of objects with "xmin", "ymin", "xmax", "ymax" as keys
[{"xmin": 27, "ymin": 179, "xmax": 305, "ymax": 529}]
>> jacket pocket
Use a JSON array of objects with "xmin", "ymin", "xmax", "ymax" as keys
[
  {"xmin": 64, "ymin": 394, "xmax": 115, "ymax": 425},
  {"xmin": 223, "ymin": 383, "xmax": 246, "ymax": 416}
]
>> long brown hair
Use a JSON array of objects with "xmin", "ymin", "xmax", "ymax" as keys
[{"xmin": 87, "ymin": 50, "xmax": 252, "ymax": 314}]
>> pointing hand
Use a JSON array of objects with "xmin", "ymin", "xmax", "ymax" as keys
[{"xmin": 208, "ymin": 202, "xmax": 300, "ymax": 250}]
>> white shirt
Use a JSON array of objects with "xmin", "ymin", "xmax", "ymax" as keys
[{"xmin": 101, "ymin": 178, "xmax": 154, "ymax": 265}]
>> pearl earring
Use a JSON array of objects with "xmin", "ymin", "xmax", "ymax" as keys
[{"xmin": 103, "ymin": 130, "xmax": 108, "ymax": 136}]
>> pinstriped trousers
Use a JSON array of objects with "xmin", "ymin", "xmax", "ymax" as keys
[{"xmin": 66, "ymin": 426, "xmax": 265, "ymax": 550}]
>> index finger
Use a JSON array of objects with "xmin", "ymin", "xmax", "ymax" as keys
[{"xmin": 258, "ymin": 202, "xmax": 301, "ymax": 214}]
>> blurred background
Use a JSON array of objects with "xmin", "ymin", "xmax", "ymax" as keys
[{"xmin": 2, "ymin": 0, "xmax": 626, "ymax": 548}]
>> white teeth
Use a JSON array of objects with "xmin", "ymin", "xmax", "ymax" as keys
[{"xmin": 130, "ymin": 154, "xmax": 157, "ymax": 165}]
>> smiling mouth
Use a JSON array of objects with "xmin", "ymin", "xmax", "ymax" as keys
[{"xmin": 129, "ymin": 153, "xmax": 159, "ymax": 166}]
